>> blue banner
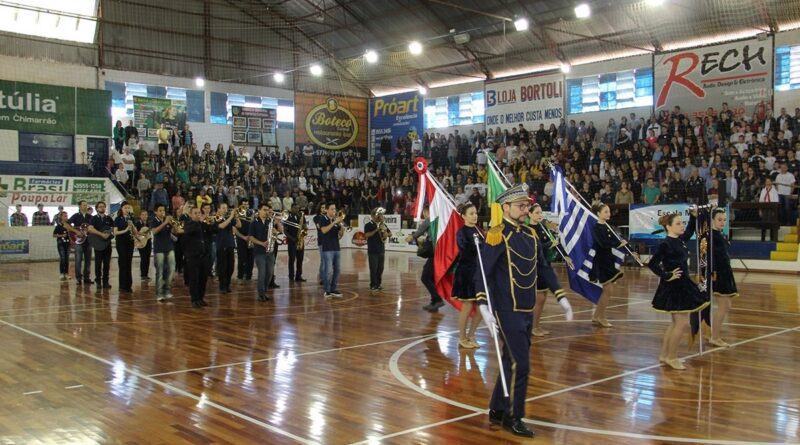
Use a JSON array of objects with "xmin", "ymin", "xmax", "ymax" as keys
[
  {"xmin": 369, "ymin": 92, "xmax": 423, "ymax": 152},
  {"xmin": 0, "ymin": 240, "xmax": 29, "ymax": 254}
]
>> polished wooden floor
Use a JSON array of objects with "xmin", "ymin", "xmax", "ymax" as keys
[{"xmin": 0, "ymin": 251, "xmax": 798, "ymax": 445}]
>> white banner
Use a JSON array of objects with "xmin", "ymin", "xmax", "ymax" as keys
[
  {"xmin": 484, "ymin": 72, "xmax": 564, "ymax": 134},
  {"xmin": 276, "ymin": 214, "xmax": 416, "ymax": 253},
  {"xmin": 654, "ymin": 38, "xmax": 773, "ymax": 119},
  {"xmin": 629, "ymin": 204, "xmax": 729, "ymax": 240}
]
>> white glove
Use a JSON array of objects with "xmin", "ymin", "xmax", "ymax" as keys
[
  {"xmin": 479, "ymin": 305, "xmax": 498, "ymax": 340},
  {"xmin": 558, "ymin": 297, "xmax": 574, "ymax": 321}
]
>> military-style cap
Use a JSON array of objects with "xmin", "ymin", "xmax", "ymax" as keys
[{"xmin": 496, "ymin": 183, "xmax": 531, "ymax": 204}]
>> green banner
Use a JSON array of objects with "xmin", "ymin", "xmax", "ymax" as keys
[
  {"xmin": 133, "ymin": 96, "xmax": 187, "ymax": 139},
  {"xmin": 0, "ymin": 80, "xmax": 75, "ymax": 134}
]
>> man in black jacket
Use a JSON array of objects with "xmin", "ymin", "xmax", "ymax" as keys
[{"xmin": 183, "ymin": 206, "xmax": 211, "ymax": 308}]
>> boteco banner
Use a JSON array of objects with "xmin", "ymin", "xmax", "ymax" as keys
[
  {"xmin": 484, "ymin": 72, "xmax": 564, "ymax": 135},
  {"xmin": 654, "ymin": 38, "xmax": 773, "ymax": 119}
]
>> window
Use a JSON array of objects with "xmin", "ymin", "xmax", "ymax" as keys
[
  {"xmin": 0, "ymin": 0, "xmax": 98, "ymax": 44},
  {"xmin": 210, "ymin": 93, "xmax": 294, "ymax": 128},
  {"xmin": 106, "ymin": 81, "xmax": 205, "ymax": 126},
  {"xmin": 423, "ymin": 91, "xmax": 484, "ymax": 129},
  {"xmin": 775, "ymin": 45, "xmax": 800, "ymax": 92},
  {"xmin": 566, "ymin": 68, "xmax": 653, "ymax": 114}
]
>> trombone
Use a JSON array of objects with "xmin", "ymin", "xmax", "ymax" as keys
[
  {"xmin": 335, "ymin": 210, "xmax": 352, "ymax": 231},
  {"xmin": 271, "ymin": 210, "xmax": 302, "ymax": 228}
]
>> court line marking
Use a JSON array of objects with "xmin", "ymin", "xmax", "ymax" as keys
[
  {"xmin": 361, "ymin": 323, "xmax": 800, "ymax": 445},
  {"xmin": 65, "ymin": 385, "xmax": 84, "ymax": 390},
  {"xmin": 0, "ymin": 319, "xmax": 319, "ymax": 445},
  {"xmin": 22, "ymin": 390, "xmax": 42, "ymax": 396}
]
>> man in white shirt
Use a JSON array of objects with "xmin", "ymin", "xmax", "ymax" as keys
[
  {"xmin": 282, "ymin": 191, "xmax": 294, "ymax": 212},
  {"xmin": 759, "ymin": 178, "xmax": 779, "ymax": 203},
  {"xmin": 121, "ymin": 148, "xmax": 135, "ymax": 184},
  {"xmin": 774, "ymin": 162, "xmax": 797, "ymax": 225},
  {"xmin": 303, "ymin": 142, "xmax": 314, "ymax": 169}
]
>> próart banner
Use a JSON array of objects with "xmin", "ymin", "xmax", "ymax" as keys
[
  {"xmin": 630, "ymin": 204, "xmax": 729, "ymax": 240},
  {"xmin": 134, "ymin": 96, "xmax": 187, "ymax": 139},
  {"xmin": 369, "ymin": 91, "xmax": 422, "ymax": 151},
  {"xmin": 0, "ymin": 175, "xmax": 125, "ymax": 207},
  {"xmin": 484, "ymin": 72, "xmax": 564, "ymax": 134},
  {"xmin": 654, "ymin": 38, "xmax": 773, "ymax": 119}
]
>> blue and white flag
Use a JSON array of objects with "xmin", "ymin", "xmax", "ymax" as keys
[{"xmin": 551, "ymin": 167, "xmax": 624, "ymax": 304}]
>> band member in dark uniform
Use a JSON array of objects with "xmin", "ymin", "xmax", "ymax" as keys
[
  {"xmin": 53, "ymin": 211, "xmax": 71, "ymax": 280},
  {"xmin": 453, "ymin": 203, "xmax": 481, "ymax": 348},
  {"xmin": 647, "ymin": 213, "xmax": 710, "ymax": 370},
  {"xmin": 318, "ymin": 203, "xmax": 344, "ymax": 299},
  {"xmin": 67, "ymin": 200, "xmax": 93, "ymax": 284},
  {"xmin": 589, "ymin": 203, "xmax": 627, "ymax": 328},
  {"xmin": 528, "ymin": 204, "xmax": 574, "ymax": 336},
  {"xmin": 475, "ymin": 183, "xmax": 538, "ymax": 438},
  {"xmin": 201, "ymin": 203, "xmax": 216, "ymax": 278},
  {"xmin": 249, "ymin": 203, "xmax": 281, "ymax": 301},
  {"xmin": 178, "ymin": 204, "xmax": 192, "ymax": 286},
  {"xmin": 113, "ymin": 202, "xmax": 138, "ymax": 293},
  {"xmin": 363, "ymin": 207, "xmax": 387, "ymax": 292},
  {"xmin": 183, "ymin": 206, "xmax": 211, "ymax": 308},
  {"xmin": 214, "ymin": 202, "xmax": 240, "ymax": 294},
  {"xmin": 151, "ymin": 204, "xmax": 178, "ymax": 302},
  {"xmin": 134, "ymin": 210, "xmax": 152, "ymax": 281},
  {"xmin": 707, "ymin": 208, "xmax": 738, "ymax": 347},
  {"xmin": 313, "ymin": 202, "xmax": 326, "ymax": 285},
  {"xmin": 88, "ymin": 201, "xmax": 114, "ymax": 289},
  {"xmin": 284, "ymin": 203, "xmax": 306, "ymax": 282},
  {"xmin": 234, "ymin": 198, "xmax": 254, "ymax": 281}
]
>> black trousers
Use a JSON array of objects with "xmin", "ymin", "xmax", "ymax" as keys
[
  {"xmin": 186, "ymin": 254, "xmax": 210, "ymax": 303},
  {"xmin": 368, "ymin": 251, "xmax": 385, "ymax": 288},
  {"xmin": 236, "ymin": 238, "xmax": 253, "ymax": 279},
  {"xmin": 287, "ymin": 243, "xmax": 304, "ymax": 280},
  {"xmin": 139, "ymin": 245, "xmax": 151, "ymax": 278},
  {"xmin": 94, "ymin": 246, "xmax": 112, "ymax": 285},
  {"xmin": 421, "ymin": 257, "xmax": 441, "ymax": 304},
  {"xmin": 490, "ymin": 311, "xmax": 534, "ymax": 420},
  {"xmin": 217, "ymin": 247, "xmax": 235, "ymax": 290},
  {"xmin": 175, "ymin": 238, "xmax": 184, "ymax": 273},
  {"xmin": 57, "ymin": 242, "xmax": 70, "ymax": 274},
  {"xmin": 116, "ymin": 241, "xmax": 134, "ymax": 291}
]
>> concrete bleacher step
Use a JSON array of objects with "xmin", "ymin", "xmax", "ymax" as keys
[
  {"xmin": 783, "ymin": 233, "xmax": 799, "ymax": 243},
  {"xmin": 776, "ymin": 242, "xmax": 799, "ymax": 252},
  {"xmin": 770, "ymin": 251, "xmax": 798, "ymax": 261}
]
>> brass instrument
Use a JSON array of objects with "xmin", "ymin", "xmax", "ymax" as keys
[
  {"xmin": 335, "ymin": 210, "xmax": 352, "ymax": 232},
  {"xmin": 134, "ymin": 226, "xmax": 151, "ymax": 249},
  {"xmin": 297, "ymin": 211, "xmax": 307, "ymax": 250},
  {"xmin": 375, "ymin": 207, "xmax": 391, "ymax": 241}
]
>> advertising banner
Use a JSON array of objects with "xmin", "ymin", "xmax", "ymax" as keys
[
  {"xmin": 0, "ymin": 79, "xmax": 83, "ymax": 134},
  {"xmin": 369, "ymin": 91, "xmax": 423, "ymax": 151},
  {"xmin": 654, "ymin": 38, "xmax": 773, "ymax": 119},
  {"xmin": 629, "ymin": 204, "xmax": 729, "ymax": 240},
  {"xmin": 484, "ymin": 72, "xmax": 564, "ymax": 134},
  {"xmin": 0, "ymin": 239, "xmax": 29, "ymax": 254},
  {"xmin": 0, "ymin": 175, "xmax": 125, "ymax": 207},
  {"xmin": 295, "ymin": 93, "xmax": 368, "ymax": 158},
  {"xmin": 231, "ymin": 106, "xmax": 277, "ymax": 147},
  {"xmin": 133, "ymin": 96, "xmax": 187, "ymax": 139},
  {"xmin": 350, "ymin": 214, "xmax": 417, "ymax": 252}
]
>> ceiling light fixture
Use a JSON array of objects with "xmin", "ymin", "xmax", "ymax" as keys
[
  {"xmin": 514, "ymin": 17, "xmax": 529, "ymax": 32},
  {"xmin": 273, "ymin": 72, "xmax": 285, "ymax": 83},
  {"xmin": 560, "ymin": 63, "xmax": 572, "ymax": 73},
  {"xmin": 408, "ymin": 41, "xmax": 423, "ymax": 55},
  {"xmin": 575, "ymin": 3, "xmax": 591, "ymax": 19},
  {"xmin": 365, "ymin": 50, "xmax": 379, "ymax": 64},
  {"xmin": 647, "ymin": 0, "xmax": 665, "ymax": 6},
  {"xmin": 310, "ymin": 64, "xmax": 323, "ymax": 76},
  {"xmin": 195, "ymin": 77, "xmax": 205, "ymax": 87},
  {"xmin": 418, "ymin": 86, "xmax": 427, "ymax": 95}
]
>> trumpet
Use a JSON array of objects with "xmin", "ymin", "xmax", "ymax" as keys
[{"xmin": 336, "ymin": 210, "xmax": 352, "ymax": 231}]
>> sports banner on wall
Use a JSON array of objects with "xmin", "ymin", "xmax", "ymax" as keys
[
  {"xmin": 629, "ymin": 204, "xmax": 729, "ymax": 240},
  {"xmin": 351, "ymin": 214, "xmax": 417, "ymax": 252},
  {"xmin": 654, "ymin": 38, "xmax": 773, "ymax": 119},
  {"xmin": 231, "ymin": 106, "xmax": 277, "ymax": 147},
  {"xmin": 369, "ymin": 91, "xmax": 422, "ymax": 151},
  {"xmin": 295, "ymin": 93, "xmax": 368, "ymax": 159},
  {"xmin": 0, "ymin": 175, "xmax": 125, "ymax": 206},
  {"xmin": 133, "ymin": 96, "xmax": 187, "ymax": 139},
  {"xmin": 484, "ymin": 72, "xmax": 564, "ymax": 134}
]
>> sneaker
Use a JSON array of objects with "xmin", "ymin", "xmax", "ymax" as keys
[
  {"xmin": 257, "ymin": 294, "xmax": 269, "ymax": 302},
  {"xmin": 431, "ymin": 301, "xmax": 445, "ymax": 310},
  {"xmin": 157, "ymin": 295, "xmax": 166, "ymax": 302},
  {"xmin": 165, "ymin": 292, "xmax": 174, "ymax": 300},
  {"xmin": 141, "ymin": 276, "xmax": 151, "ymax": 281},
  {"xmin": 323, "ymin": 292, "xmax": 333, "ymax": 299},
  {"xmin": 331, "ymin": 290, "xmax": 343, "ymax": 298}
]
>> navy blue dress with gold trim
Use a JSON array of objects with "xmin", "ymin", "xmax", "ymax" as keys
[
  {"xmin": 590, "ymin": 223, "xmax": 623, "ymax": 285},
  {"xmin": 711, "ymin": 230, "xmax": 738, "ymax": 297},
  {"xmin": 647, "ymin": 235, "xmax": 710, "ymax": 313},
  {"xmin": 453, "ymin": 225, "xmax": 480, "ymax": 301}
]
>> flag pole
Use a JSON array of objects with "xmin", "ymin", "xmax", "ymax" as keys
[
  {"xmin": 473, "ymin": 233, "xmax": 509, "ymax": 398},
  {"xmin": 695, "ymin": 208, "xmax": 705, "ymax": 356},
  {"xmin": 547, "ymin": 160, "xmax": 643, "ymax": 266},
  {"xmin": 539, "ymin": 221, "xmax": 575, "ymax": 270}
]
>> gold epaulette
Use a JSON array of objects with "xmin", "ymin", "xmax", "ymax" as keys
[{"xmin": 485, "ymin": 223, "xmax": 505, "ymax": 246}]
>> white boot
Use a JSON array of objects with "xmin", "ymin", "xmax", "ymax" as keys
[{"xmin": 559, "ymin": 297, "xmax": 574, "ymax": 321}]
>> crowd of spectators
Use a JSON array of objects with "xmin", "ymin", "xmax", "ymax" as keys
[{"xmin": 107, "ymin": 102, "xmax": 799, "ymax": 227}]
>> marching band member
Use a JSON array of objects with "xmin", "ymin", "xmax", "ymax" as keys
[
  {"xmin": 648, "ymin": 213, "xmax": 710, "ymax": 370},
  {"xmin": 234, "ymin": 198, "xmax": 254, "ymax": 281},
  {"xmin": 150, "ymin": 204, "xmax": 177, "ymax": 302},
  {"xmin": 284, "ymin": 203, "xmax": 306, "ymax": 282},
  {"xmin": 249, "ymin": 203, "xmax": 282, "ymax": 302},
  {"xmin": 314, "ymin": 203, "xmax": 327, "ymax": 285},
  {"xmin": 183, "ymin": 206, "xmax": 211, "ymax": 308},
  {"xmin": 363, "ymin": 207, "xmax": 387, "ymax": 292},
  {"xmin": 53, "ymin": 211, "xmax": 70, "ymax": 280},
  {"xmin": 589, "ymin": 203, "xmax": 626, "ymax": 327},
  {"xmin": 475, "ymin": 183, "xmax": 538, "ymax": 438},
  {"xmin": 88, "ymin": 201, "xmax": 114, "ymax": 290},
  {"xmin": 318, "ymin": 203, "xmax": 345, "ymax": 299},
  {"xmin": 113, "ymin": 202, "xmax": 138, "ymax": 293},
  {"xmin": 214, "ymin": 203, "xmax": 240, "ymax": 294},
  {"xmin": 528, "ymin": 204, "xmax": 574, "ymax": 336},
  {"xmin": 453, "ymin": 203, "xmax": 482, "ymax": 348},
  {"xmin": 67, "ymin": 200, "xmax": 93, "ymax": 284},
  {"xmin": 134, "ymin": 210, "xmax": 152, "ymax": 281}
]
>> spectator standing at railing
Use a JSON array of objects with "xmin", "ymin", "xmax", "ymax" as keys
[
  {"xmin": 150, "ymin": 181, "xmax": 170, "ymax": 213},
  {"xmin": 124, "ymin": 120, "xmax": 138, "ymax": 146},
  {"xmin": 32, "ymin": 203, "xmax": 50, "ymax": 226},
  {"xmin": 121, "ymin": 148, "xmax": 135, "ymax": 189},
  {"xmin": 773, "ymin": 162, "xmax": 797, "ymax": 225},
  {"xmin": 113, "ymin": 120, "xmax": 125, "ymax": 151},
  {"xmin": 137, "ymin": 173, "xmax": 151, "ymax": 210},
  {"xmin": 10, "ymin": 204, "xmax": 27, "ymax": 226},
  {"xmin": 156, "ymin": 123, "xmax": 170, "ymax": 154}
]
